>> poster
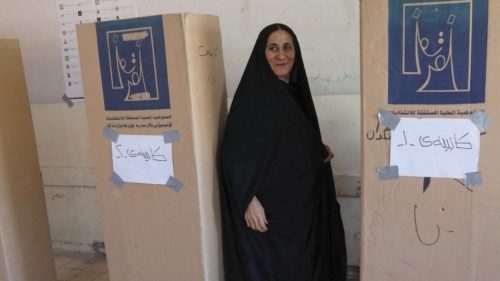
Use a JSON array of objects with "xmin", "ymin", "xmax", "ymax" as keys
[
  {"xmin": 390, "ymin": 118, "xmax": 480, "ymax": 178},
  {"xmin": 388, "ymin": 0, "xmax": 488, "ymax": 104},
  {"xmin": 96, "ymin": 15, "xmax": 170, "ymax": 110},
  {"xmin": 56, "ymin": 0, "xmax": 138, "ymax": 101}
]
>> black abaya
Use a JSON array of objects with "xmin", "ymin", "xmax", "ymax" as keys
[{"xmin": 219, "ymin": 23, "xmax": 347, "ymax": 281}]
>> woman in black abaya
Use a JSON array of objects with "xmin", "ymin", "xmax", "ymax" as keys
[{"xmin": 219, "ymin": 23, "xmax": 347, "ymax": 281}]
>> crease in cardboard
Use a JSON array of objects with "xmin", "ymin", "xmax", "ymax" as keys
[
  {"xmin": 102, "ymin": 127, "xmax": 120, "ymax": 143},
  {"xmin": 180, "ymin": 15, "xmax": 211, "ymax": 280},
  {"xmin": 0, "ymin": 231, "xmax": 10, "ymax": 280},
  {"xmin": 181, "ymin": 14, "xmax": 223, "ymax": 281},
  {"xmin": 378, "ymin": 109, "xmax": 400, "ymax": 130}
]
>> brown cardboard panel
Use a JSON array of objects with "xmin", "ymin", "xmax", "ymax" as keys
[
  {"xmin": 360, "ymin": 1, "xmax": 500, "ymax": 281},
  {"xmin": 183, "ymin": 14, "xmax": 227, "ymax": 280},
  {"xmin": 0, "ymin": 39, "xmax": 56, "ymax": 281},
  {"xmin": 472, "ymin": 210, "xmax": 500, "ymax": 280},
  {"xmin": 78, "ymin": 14, "xmax": 225, "ymax": 281},
  {"xmin": 0, "ymin": 232, "xmax": 7, "ymax": 281}
]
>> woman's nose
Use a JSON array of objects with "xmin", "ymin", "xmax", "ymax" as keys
[{"xmin": 277, "ymin": 50, "xmax": 285, "ymax": 59}]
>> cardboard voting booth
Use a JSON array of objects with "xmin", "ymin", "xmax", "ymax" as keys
[
  {"xmin": 77, "ymin": 14, "xmax": 227, "ymax": 281},
  {"xmin": 0, "ymin": 39, "xmax": 56, "ymax": 281},
  {"xmin": 361, "ymin": 1, "xmax": 500, "ymax": 280}
]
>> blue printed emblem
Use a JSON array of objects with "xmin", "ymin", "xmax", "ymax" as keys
[
  {"xmin": 389, "ymin": 0, "xmax": 488, "ymax": 104},
  {"xmin": 96, "ymin": 16, "xmax": 170, "ymax": 110}
]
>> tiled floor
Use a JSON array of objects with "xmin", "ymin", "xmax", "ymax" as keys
[
  {"xmin": 55, "ymin": 251, "xmax": 360, "ymax": 281},
  {"xmin": 55, "ymin": 251, "xmax": 109, "ymax": 281}
]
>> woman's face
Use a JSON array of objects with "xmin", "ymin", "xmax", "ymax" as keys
[{"xmin": 265, "ymin": 30, "xmax": 295, "ymax": 83}]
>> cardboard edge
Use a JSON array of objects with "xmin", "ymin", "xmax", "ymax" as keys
[{"xmin": 182, "ymin": 13, "xmax": 225, "ymax": 281}]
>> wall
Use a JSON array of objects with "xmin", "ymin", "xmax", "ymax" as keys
[
  {"xmin": 30, "ymin": 103, "xmax": 103, "ymax": 253},
  {"xmin": 3, "ymin": 0, "xmax": 360, "ymax": 266},
  {"xmin": 0, "ymin": 0, "xmax": 359, "ymax": 103}
]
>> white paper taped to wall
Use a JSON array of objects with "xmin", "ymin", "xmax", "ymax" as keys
[
  {"xmin": 111, "ymin": 135, "xmax": 173, "ymax": 185},
  {"xmin": 56, "ymin": 0, "xmax": 138, "ymax": 101},
  {"xmin": 390, "ymin": 118, "xmax": 480, "ymax": 179}
]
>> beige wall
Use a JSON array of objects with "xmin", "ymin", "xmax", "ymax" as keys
[
  {"xmin": 30, "ymin": 103, "xmax": 102, "ymax": 253},
  {"xmin": 0, "ymin": 1, "xmax": 359, "ymax": 103},
  {"xmin": 3, "ymin": 0, "xmax": 361, "ymax": 268}
]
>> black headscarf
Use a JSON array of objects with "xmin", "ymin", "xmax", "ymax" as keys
[{"xmin": 219, "ymin": 23, "xmax": 347, "ymax": 281}]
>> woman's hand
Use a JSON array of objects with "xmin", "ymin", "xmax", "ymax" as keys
[
  {"xmin": 244, "ymin": 196, "xmax": 268, "ymax": 232},
  {"xmin": 323, "ymin": 144, "xmax": 334, "ymax": 162}
]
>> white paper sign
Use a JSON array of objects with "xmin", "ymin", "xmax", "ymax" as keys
[
  {"xmin": 111, "ymin": 135, "xmax": 173, "ymax": 185},
  {"xmin": 390, "ymin": 118, "xmax": 480, "ymax": 179},
  {"xmin": 56, "ymin": 0, "xmax": 138, "ymax": 101}
]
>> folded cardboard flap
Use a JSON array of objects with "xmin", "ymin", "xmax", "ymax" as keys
[{"xmin": 0, "ymin": 39, "xmax": 56, "ymax": 281}]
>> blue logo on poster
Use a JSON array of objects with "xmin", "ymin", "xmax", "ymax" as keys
[
  {"xmin": 389, "ymin": 0, "xmax": 488, "ymax": 104},
  {"xmin": 96, "ymin": 16, "xmax": 170, "ymax": 110}
]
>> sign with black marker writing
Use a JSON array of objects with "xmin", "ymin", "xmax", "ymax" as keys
[
  {"xmin": 390, "ymin": 118, "xmax": 480, "ymax": 178},
  {"xmin": 111, "ymin": 135, "xmax": 173, "ymax": 185}
]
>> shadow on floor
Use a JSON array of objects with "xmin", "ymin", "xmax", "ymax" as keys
[
  {"xmin": 55, "ymin": 250, "xmax": 360, "ymax": 281},
  {"xmin": 54, "ymin": 250, "xmax": 109, "ymax": 281}
]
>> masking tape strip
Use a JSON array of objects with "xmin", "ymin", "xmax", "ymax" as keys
[
  {"xmin": 378, "ymin": 166, "xmax": 399, "ymax": 181},
  {"xmin": 163, "ymin": 130, "xmax": 181, "ymax": 143},
  {"xmin": 110, "ymin": 172, "xmax": 125, "ymax": 188},
  {"xmin": 62, "ymin": 94, "xmax": 74, "ymax": 108},
  {"xmin": 423, "ymin": 177, "xmax": 431, "ymax": 193},
  {"xmin": 465, "ymin": 171, "xmax": 483, "ymax": 187},
  {"xmin": 166, "ymin": 176, "xmax": 183, "ymax": 193},
  {"xmin": 469, "ymin": 110, "xmax": 491, "ymax": 134},
  {"xmin": 103, "ymin": 127, "xmax": 120, "ymax": 143},
  {"xmin": 378, "ymin": 109, "xmax": 400, "ymax": 130}
]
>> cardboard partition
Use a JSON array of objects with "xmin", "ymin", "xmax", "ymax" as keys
[
  {"xmin": 361, "ymin": 1, "xmax": 500, "ymax": 281},
  {"xmin": 77, "ymin": 14, "xmax": 227, "ymax": 281},
  {"xmin": 0, "ymin": 39, "xmax": 56, "ymax": 281}
]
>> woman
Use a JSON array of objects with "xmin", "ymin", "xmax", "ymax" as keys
[{"xmin": 219, "ymin": 23, "xmax": 347, "ymax": 281}]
